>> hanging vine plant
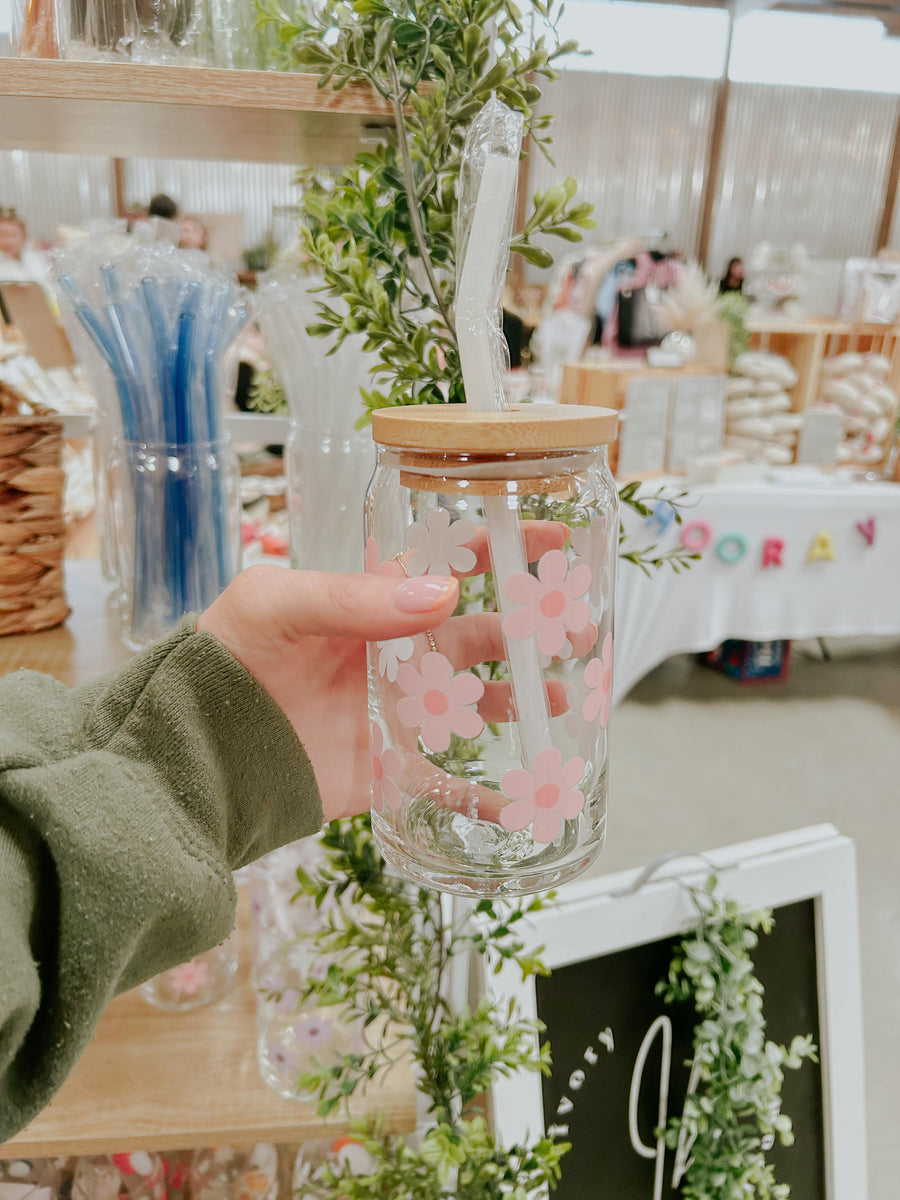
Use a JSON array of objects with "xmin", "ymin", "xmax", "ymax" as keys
[{"xmin": 656, "ymin": 877, "xmax": 818, "ymax": 1200}]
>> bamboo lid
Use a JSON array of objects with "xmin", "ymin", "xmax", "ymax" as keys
[{"xmin": 371, "ymin": 403, "xmax": 618, "ymax": 453}]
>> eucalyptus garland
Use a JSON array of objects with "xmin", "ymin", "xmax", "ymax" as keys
[{"xmin": 656, "ymin": 877, "xmax": 818, "ymax": 1200}]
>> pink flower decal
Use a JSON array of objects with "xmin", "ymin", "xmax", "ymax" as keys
[
  {"xmin": 396, "ymin": 652, "xmax": 484, "ymax": 753},
  {"xmin": 364, "ymin": 536, "xmax": 403, "ymax": 577},
  {"xmin": 583, "ymin": 633, "xmax": 614, "ymax": 728},
  {"xmin": 571, "ymin": 516, "xmax": 611, "ymax": 607},
  {"xmin": 376, "ymin": 636, "xmax": 414, "ymax": 682},
  {"xmin": 502, "ymin": 549, "xmax": 591, "ymax": 656},
  {"xmin": 405, "ymin": 507, "xmax": 477, "ymax": 576},
  {"xmin": 165, "ymin": 959, "xmax": 210, "ymax": 997},
  {"xmin": 499, "ymin": 747, "xmax": 586, "ymax": 844},
  {"xmin": 296, "ymin": 1015, "xmax": 335, "ymax": 1048},
  {"xmin": 370, "ymin": 723, "xmax": 403, "ymax": 813}
]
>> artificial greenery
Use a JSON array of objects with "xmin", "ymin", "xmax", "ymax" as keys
[
  {"xmin": 657, "ymin": 877, "xmax": 818, "ymax": 1200},
  {"xmin": 247, "ymin": 365, "xmax": 289, "ymax": 415},
  {"xmin": 290, "ymin": 817, "xmax": 566, "ymax": 1199},
  {"xmin": 716, "ymin": 291, "xmax": 751, "ymax": 369},
  {"xmin": 259, "ymin": 0, "xmax": 590, "ymax": 423}
]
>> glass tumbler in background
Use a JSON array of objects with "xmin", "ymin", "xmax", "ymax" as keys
[
  {"xmin": 139, "ymin": 932, "xmax": 238, "ymax": 1011},
  {"xmin": 109, "ymin": 437, "xmax": 240, "ymax": 650},
  {"xmin": 285, "ymin": 426, "xmax": 375, "ymax": 573},
  {"xmin": 366, "ymin": 403, "xmax": 619, "ymax": 896}
]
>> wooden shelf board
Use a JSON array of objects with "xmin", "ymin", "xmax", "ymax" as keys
[
  {"xmin": 0, "ymin": 560, "xmax": 418, "ymax": 1154},
  {"xmin": 0, "ymin": 61, "xmax": 393, "ymax": 164}
]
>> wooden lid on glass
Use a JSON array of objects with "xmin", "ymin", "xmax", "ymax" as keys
[{"xmin": 371, "ymin": 403, "xmax": 618, "ymax": 453}]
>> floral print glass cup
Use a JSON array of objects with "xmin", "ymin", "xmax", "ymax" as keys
[
  {"xmin": 366, "ymin": 403, "xmax": 618, "ymax": 896},
  {"xmin": 139, "ymin": 934, "xmax": 238, "ymax": 1011}
]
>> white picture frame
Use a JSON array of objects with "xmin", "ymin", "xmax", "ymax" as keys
[{"xmin": 484, "ymin": 824, "xmax": 866, "ymax": 1199}]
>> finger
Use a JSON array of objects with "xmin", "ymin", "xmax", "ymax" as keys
[
  {"xmin": 478, "ymin": 680, "xmax": 570, "ymax": 723},
  {"xmin": 214, "ymin": 564, "xmax": 460, "ymax": 645},
  {"xmin": 463, "ymin": 520, "xmax": 570, "ymax": 578}
]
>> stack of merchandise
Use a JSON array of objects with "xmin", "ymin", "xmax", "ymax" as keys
[
  {"xmin": 723, "ymin": 351, "xmax": 802, "ymax": 465},
  {"xmin": 814, "ymin": 352, "xmax": 898, "ymax": 467}
]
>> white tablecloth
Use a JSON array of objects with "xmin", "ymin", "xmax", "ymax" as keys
[{"xmin": 615, "ymin": 475, "xmax": 900, "ymax": 700}]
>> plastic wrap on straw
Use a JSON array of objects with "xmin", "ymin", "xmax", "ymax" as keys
[
  {"xmin": 52, "ymin": 239, "xmax": 247, "ymax": 635},
  {"xmin": 456, "ymin": 98, "xmax": 553, "ymax": 772}
]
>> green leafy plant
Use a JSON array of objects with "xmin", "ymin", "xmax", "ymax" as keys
[
  {"xmin": 247, "ymin": 365, "xmax": 289, "ymax": 415},
  {"xmin": 657, "ymin": 877, "xmax": 818, "ymax": 1200},
  {"xmin": 716, "ymin": 291, "xmax": 751, "ymax": 368},
  {"xmin": 291, "ymin": 817, "xmax": 567, "ymax": 1199},
  {"xmin": 259, "ymin": 0, "xmax": 590, "ymax": 423}
]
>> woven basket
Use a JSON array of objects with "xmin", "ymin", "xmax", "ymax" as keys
[{"xmin": 0, "ymin": 382, "xmax": 70, "ymax": 636}]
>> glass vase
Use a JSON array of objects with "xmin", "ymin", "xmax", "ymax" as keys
[
  {"xmin": 366, "ymin": 403, "xmax": 619, "ymax": 896},
  {"xmin": 109, "ymin": 437, "xmax": 240, "ymax": 650},
  {"xmin": 139, "ymin": 933, "xmax": 238, "ymax": 1011},
  {"xmin": 285, "ymin": 426, "xmax": 375, "ymax": 572}
]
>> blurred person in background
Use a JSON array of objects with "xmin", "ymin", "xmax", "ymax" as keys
[
  {"xmin": 178, "ymin": 215, "xmax": 209, "ymax": 253},
  {"xmin": 719, "ymin": 256, "xmax": 744, "ymax": 295},
  {"xmin": 0, "ymin": 207, "xmax": 53, "ymax": 296}
]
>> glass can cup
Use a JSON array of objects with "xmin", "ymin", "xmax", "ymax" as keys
[
  {"xmin": 109, "ymin": 437, "xmax": 241, "ymax": 650},
  {"xmin": 365, "ymin": 403, "xmax": 619, "ymax": 896}
]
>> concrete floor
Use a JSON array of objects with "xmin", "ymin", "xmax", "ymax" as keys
[{"xmin": 592, "ymin": 638, "xmax": 900, "ymax": 1199}]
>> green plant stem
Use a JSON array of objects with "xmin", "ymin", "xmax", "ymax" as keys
[{"xmin": 387, "ymin": 55, "xmax": 456, "ymax": 340}]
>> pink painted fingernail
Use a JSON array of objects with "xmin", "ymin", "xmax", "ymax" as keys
[{"xmin": 394, "ymin": 576, "xmax": 457, "ymax": 613}]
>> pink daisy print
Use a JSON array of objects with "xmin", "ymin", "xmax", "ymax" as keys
[
  {"xmin": 570, "ymin": 516, "xmax": 611, "ymax": 608},
  {"xmin": 396, "ymin": 652, "xmax": 484, "ymax": 753},
  {"xmin": 296, "ymin": 1015, "xmax": 335, "ymax": 1048},
  {"xmin": 166, "ymin": 959, "xmax": 209, "ymax": 997},
  {"xmin": 583, "ymin": 633, "xmax": 614, "ymax": 728},
  {"xmin": 499, "ymin": 747, "xmax": 586, "ymax": 844},
  {"xmin": 405, "ymin": 507, "xmax": 477, "ymax": 576},
  {"xmin": 502, "ymin": 549, "xmax": 591, "ymax": 657},
  {"xmin": 370, "ymin": 722, "xmax": 403, "ymax": 813}
]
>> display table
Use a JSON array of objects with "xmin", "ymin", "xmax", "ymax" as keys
[
  {"xmin": 615, "ymin": 474, "xmax": 900, "ymax": 699},
  {"xmin": 0, "ymin": 561, "xmax": 417, "ymax": 1155}
]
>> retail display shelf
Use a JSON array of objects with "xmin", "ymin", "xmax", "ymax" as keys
[
  {"xmin": 0, "ymin": 560, "xmax": 418, "ymax": 1156},
  {"xmin": 0, "ymin": 60, "xmax": 394, "ymax": 164}
]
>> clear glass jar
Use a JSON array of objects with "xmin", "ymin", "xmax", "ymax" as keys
[
  {"xmin": 285, "ymin": 426, "xmax": 375, "ymax": 573},
  {"xmin": 365, "ymin": 403, "xmax": 618, "ymax": 896},
  {"xmin": 140, "ymin": 933, "xmax": 238, "ymax": 1011},
  {"xmin": 109, "ymin": 437, "xmax": 240, "ymax": 649}
]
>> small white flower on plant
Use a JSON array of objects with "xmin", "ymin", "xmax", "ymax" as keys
[
  {"xmin": 499, "ymin": 747, "xmax": 586, "ymax": 844},
  {"xmin": 405, "ymin": 507, "xmax": 477, "ymax": 576},
  {"xmin": 376, "ymin": 636, "xmax": 415, "ymax": 682},
  {"xmin": 396, "ymin": 652, "xmax": 484, "ymax": 753},
  {"xmin": 570, "ymin": 516, "xmax": 611, "ymax": 608}
]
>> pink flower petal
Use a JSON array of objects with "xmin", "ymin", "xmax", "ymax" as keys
[
  {"xmin": 448, "ymin": 545, "xmax": 477, "ymax": 573},
  {"xmin": 451, "ymin": 706, "xmax": 484, "ymax": 739},
  {"xmin": 532, "ymin": 808, "xmax": 562, "ymax": 844},
  {"xmin": 405, "ymin": 523, "xmax": 430, "ymax": 550},
  {"xmin": 536, "ymin": 618, "xmax": 566, "ymax": 657},
  {"xmin": 559, "ymin": 755, "xmax": 586, "ymax": 789},
  {"xmin": 557, "ymin": 787, "xmax": 585, "ymax": 818},
  {"xmin": 533, "ymin": 746, "xmax": 563, "ymax": 780},
  {"xmin": 503, "ymin": 572, "xmax": 541, "ymax": 606},
  {"xmin": 564, "ymin": 561, "xmax": 592, "ymax": 600},
  {"xmin": 582, "ymin": 692, "xmax": 601, "ymax": 724},
  {"xmin": 449, "ymin": 671, "xmax": 485, "ymax": 706},
  {"xmin": 382, "ymin": 777, "xmax": 403, "ymax": 811},
  {"xmin": 396, "ymin": 662, "xmax": 425, "ymax": 698},
  {"xmin": 382, "ymin": 747, "xmax": 402, "ymax": 779},
  {"xmin": 584, "ymin": 657, "xmax": 604, "ymax": 689},
  {"xmin": 397, "ymin": 696, "xmax": 425, "ymax": 728},
  {"xmin": 420, "ymin": 714, "xmax": 451, "ymax": 753},
  {"xmin": 406, "ymin": 549, "xmax": 433, "ymax": 577},
  {"xmin": 421, "ymin": 651, "xmax": 454, "ymax": 688},
  {"xmin": 562, "ymin": 598, "xmax": 590, "ymax": 634},
  {"xmin": 503, "ymin": 606, "xmax": 542, "ymax": 642},
  {"xmin": 537, "ymin": 549, "xmax": 569, "ymax": 587},
  {"xmin": 499, "ymin": 798, "xmax": 536, "ymax": 832},
  {"xmin": 370, "ymin": 723, "xmax": 384, "ymax": 756},
  {"xmin": 501, "ymin": 768, "xmax": 537, "ymax": 802},
  {"xmin": 447, "ymin": 518, "xmax": 476, "ymax": 546}
]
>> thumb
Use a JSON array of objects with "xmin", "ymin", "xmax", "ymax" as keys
[{"xmin": 211, "ymin": 565, "xmax": 459, "ymax": 646}]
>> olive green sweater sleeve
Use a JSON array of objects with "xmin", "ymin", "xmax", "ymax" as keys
[{"xmin": 0, "ymin": 618, "xmax": 322, "ymax": 1144}]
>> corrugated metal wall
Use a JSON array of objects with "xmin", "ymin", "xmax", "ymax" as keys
[
  {"xmin": 531, "ymin": 73, "xmax": 717, "ymax": 257},
  {"xmin": 123, "ymin": 159, "xmax": 302, "ymax": 251},
  {"xmin": 0, "ymin": 150, "xmax": 112, "ymax": 242},
  {"xmin": 5, "ymin": 76, "xmax": 900, "ymax": 274},
  {"xmin": 708, "ymin": 83, "xmax": 898, "ymax": 272}
]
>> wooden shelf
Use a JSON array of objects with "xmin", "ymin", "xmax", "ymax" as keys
[
  {"xmin": 0, "ymin": 60, "xmax": 394, "ymax": 164},
  {"xmin": 0, "ymin": 559, "xmax": 418, "ymax": 1154}
]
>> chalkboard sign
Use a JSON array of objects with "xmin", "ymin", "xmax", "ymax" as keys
[{"xmin": 486, "ymin": 826, "xmax": 866, "ymax": 1199}]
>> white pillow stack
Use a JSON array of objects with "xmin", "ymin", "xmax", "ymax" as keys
[
  {"xmin": 814, "ymin": 352, "xmax": 897, "ymax": 465},
  {"xmin": 724, "ymin": 351, "xmax": 800, "ymax": 465}
]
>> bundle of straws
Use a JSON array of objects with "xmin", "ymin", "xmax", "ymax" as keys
[{"xmin": 54, "ymin": 240, "xmax": 249, "ymax": 636}]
